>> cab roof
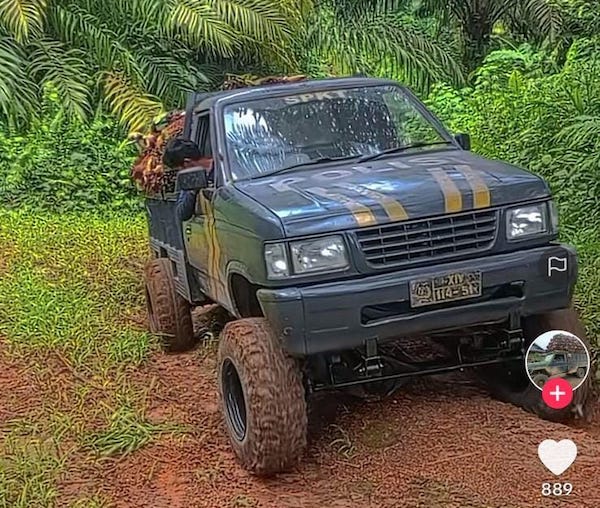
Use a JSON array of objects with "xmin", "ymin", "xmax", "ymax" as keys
[{"xmin": 190, "ymin": 76, "xmax": 401, "ymax": 113}]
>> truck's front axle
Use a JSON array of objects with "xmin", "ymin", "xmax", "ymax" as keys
[{"xmin": 309, "ymin": 324, "xmax": 525, "ymax": 392}]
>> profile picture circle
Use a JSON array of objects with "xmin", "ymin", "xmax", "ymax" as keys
[{"xmin": 525, "ymin": 329, "xmax": 590, "ymax": 391}]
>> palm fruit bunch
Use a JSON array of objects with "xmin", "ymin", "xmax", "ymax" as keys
[
  {"xmin": 547, "ymin": 333, "xmax": 584, "ymax": 353},
  {"xmin": 130, "ymin": 75, "xmax": 306, "ymax": 193},
  {"xmin": 130, "ymin": 110, "xmax": 186, "ymax": 193},
  {"xmin": 220, "ymin": 73, "xmax": 307, "ymax": 90}
]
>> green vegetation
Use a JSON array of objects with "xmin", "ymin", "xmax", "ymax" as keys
[
  {"xmin": 0, "ymin": 210, "xmax": 160, "ymax": 506},
  {"xmin": 0, "ymin": 0, "xmax": 598, "ymax": 504},
  {"xmin": 425, "ymin": 41, "xmax": 600, "ymax": 337},
  {"xmin": 0, "ymin": 0, "xmax": 310, "ymax": 130},
  {"xmin": 0, "ymin": 88, "xmax": 139, "ymax": 212}
]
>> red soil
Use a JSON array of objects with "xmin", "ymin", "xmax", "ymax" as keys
[
  {"xmin": 2, "ymin": 335, "xmax": 598, "ymax": 507},
  {"xmin": 88, "ymin": 351, "xmax": 600, "ymax": 508}
]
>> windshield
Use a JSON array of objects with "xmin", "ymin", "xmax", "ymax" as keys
[{"xmin": 223, "ymin": 85, "xmax": 448, "ymax": 180}]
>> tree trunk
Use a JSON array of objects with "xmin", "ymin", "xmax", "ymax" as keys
[{"xmin": 462, "ymin": 16, "xmax": 492, "ymax": 73}]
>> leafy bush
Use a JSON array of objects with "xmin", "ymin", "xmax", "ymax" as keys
[
  {"xmin": 427, "ymin": 41, "xmax": 600, "ymax": 341},
  {"xmin": 0, "ymin": 87, "xmax": 140, "ymax": 213}
]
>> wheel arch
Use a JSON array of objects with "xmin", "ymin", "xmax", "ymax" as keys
[{"xmin": 227, "ymin": 263, "xmax": 264, "ymax": 319}]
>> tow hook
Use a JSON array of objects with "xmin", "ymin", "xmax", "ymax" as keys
[
  {"xmin": 361, "ymin": 338, "xmax": 383, "ymax": 377},
  {"xmin": 502, "ymin": 311, "xmax": 524, "ymax": 352}
]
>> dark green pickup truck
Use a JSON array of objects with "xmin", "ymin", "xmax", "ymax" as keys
[
  {"xmin": 142, "ymin": 77, "xmax": 592, "ymax": 475},
  {"xmin": 529, "ymin": 351, "xmax": 588, "ymax": 384}
]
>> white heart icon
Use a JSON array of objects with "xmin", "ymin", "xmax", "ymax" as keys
[{"xmin": 538, "ymin": 439, "xmax": 577, "ymax": 476}]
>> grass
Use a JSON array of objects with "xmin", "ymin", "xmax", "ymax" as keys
[
  {"xmin": 0, "ymin": 435, "xmax": 64, "ymax": 508},
  {"xmin": 0, "ymin": 206, "xmax": 598, "ymax": 506},
  {"xmin": 84, "ymin": 405, "xmax": 181, "ymax": 458},
  {"xmin": 0, "ymin": 208, "xmax": 164, "ymax": 506}
]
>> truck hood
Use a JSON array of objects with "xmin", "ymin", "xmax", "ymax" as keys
[{"xmin": 233, "ymin": 149, "xmax": 550, "ymax": 237}]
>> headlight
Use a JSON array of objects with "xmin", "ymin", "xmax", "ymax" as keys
[
  {"xmin": 264, "ymin": 242, "xmax": 289, "ymax": 279},
  {"xmin": 290, "ymin": 235, "xmax": 348, "ymax": 274},
  {"xmin": 506, "ymin": 203, "xmax": 548, "ymax": 240},
  {"xmin": 264, "ymin": 236, "xmax": 349, "ymax": 279}
]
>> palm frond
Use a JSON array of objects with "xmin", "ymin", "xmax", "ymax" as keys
[
  {"xmin": 0, "ymin": 0, "xmax": 46, "ymax": 42},
  {"xmin": 135, "ymin": 51, "xmax": 210, "ymax": 107},
  {"xmin": 309, "ymin": 2, "xmax": 464, "ymax": 91},
  {"xmin": 210, "ymin": 0, "xmax": 290, "ymax": 43},
  {"xmin": 343, "ymin": 0, "xmax": 411, "ymax": 18},
  {"xmin": 277, "ymin": 0, "xmax": 313, "ymax": 22},
  {"xmin": 47, "ymin": 4, "xmax": 140, "ymax": 76},
  {"xmin": 519, "ymin": 0, "xmax": 562, "ymax": 41},
  {"xmin": 168, "ymin": 0, "xmax": 237, "ymax": 56},
  {"xmin": 28, "ymin": 39, "xmax": 92, "ymax": 120},
  {"xmin": 102, "ymin": 70, "xmax": 164, "ymax": 133},
  {"xmin": 0, "ymin": 36, "xmax": 38, "ymax": 122}
]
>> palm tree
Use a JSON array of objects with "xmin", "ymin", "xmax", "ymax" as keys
[
  {"xmin": 419, "ymin": 0, "xmax": 562, "ymax": 71},
  {"xmin": 1, "ymin": 0, "xmax": 465, "ymax": 131},
  {"xmin": 303, "ymin": 0, "xmax": 464, "ymax": 90},
  {"xmin": 0, "ymin": 0, "xmax": 305, "ymax": 130}
]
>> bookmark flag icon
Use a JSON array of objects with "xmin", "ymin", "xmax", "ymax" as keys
[{"xmin": 547, "ymin": 256, "xmax": 567, "ymax": 276}]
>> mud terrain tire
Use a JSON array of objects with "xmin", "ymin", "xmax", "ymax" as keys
[
  {"xmin": 486, "ymin": 307, "xmax": 592, "ymax": 422},
  {"xmin": 144, "ymin": 258, "xmax": 194, "ymax": 352},
  {"xmin": 532, "ymin": 373, "xmax": 549, "ymax": 388},
  {"xmin": 217, "ymin": 318, "xmax": 307, "ymax": 475}
]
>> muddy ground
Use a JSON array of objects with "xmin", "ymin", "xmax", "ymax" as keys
[{"xmin": 2, "ymin": 322, "xmax": 599, "ymax": 507}]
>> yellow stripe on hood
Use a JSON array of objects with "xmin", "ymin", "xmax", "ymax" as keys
[
  {"xmin": 309, "ymin": 187, "xmax": 377, "ymax": 227},
  {"xmin": 335, "ymin": 183, "xmax": 408, "ymax": 221},
  {"xmin": 454, "ymin": 164, "xmax": 491, "ymax": 208},
  {"xmin": 427, "ymin": 167, "xmax": 463, "ymax": 213}
]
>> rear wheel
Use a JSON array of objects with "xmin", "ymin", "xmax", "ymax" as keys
[
  {"xmin": 576, "ymin": 367, "xmax": 586, "ymax": 378},
  {"xmin": 144, "ymin": 258, "xmax": 194, "ymax": 352},
  {"xmin": 483, "ymin": 307, "xmax": 592, "ymax": 422},
  {"xmin": 217, "ymin": 318, "xmax": 307, "ymax": 475}
]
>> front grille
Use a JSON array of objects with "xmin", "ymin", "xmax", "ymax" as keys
[{"xmin": 355, "ymin": 209, "xmax": 498, "ymax": 268}]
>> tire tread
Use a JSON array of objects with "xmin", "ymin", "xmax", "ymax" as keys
[{"xmin": 217, "ymin": 318, "xmax": 307, "ymax": 475}]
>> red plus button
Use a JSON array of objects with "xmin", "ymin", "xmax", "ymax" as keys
[{"xmin": 542, "ymin": 378, "xmax": 573, "ymax": 409}]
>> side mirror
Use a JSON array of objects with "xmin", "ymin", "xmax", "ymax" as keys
[
  {"xmin": 175, "ymin": 167, "xmax": 208, "ymax": 191},
  {"xmin": 454, "ymin": 132, "xmax": 471, "ymax": 151}
]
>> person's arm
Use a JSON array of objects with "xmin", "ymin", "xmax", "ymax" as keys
[{"xmin": 176, "ymin": 190, "xmax": 198, "ymax": 222}]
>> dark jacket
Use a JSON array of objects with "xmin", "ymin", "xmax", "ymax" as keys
[{"xmin": 176, "ymin": 190, "xmax": 198, "ymax": 222}]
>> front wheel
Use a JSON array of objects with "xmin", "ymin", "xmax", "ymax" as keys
[
  {"xmin": 217, "ymin": 318, "xmax": 307, "ymax": 475},
  {"xmin": 532, "ymin": 372, "xmax": 549, "ymax": 388},
  {"xmin": 483, "ymin": 307, "xmax": 593, "ymax": 422}
]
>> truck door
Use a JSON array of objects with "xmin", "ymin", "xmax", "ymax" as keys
[
  {"xmin": 551, "ymin": 353, "xmax": 567, "ymax": 373},
  {"xmin": 183, "ymin": 111, "xmax": 213, "ymax": 296}
]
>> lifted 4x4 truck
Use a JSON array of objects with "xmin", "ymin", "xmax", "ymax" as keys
[{"xmin": 141, "ymin": 77, "xmax": 592, "ymax": 475}]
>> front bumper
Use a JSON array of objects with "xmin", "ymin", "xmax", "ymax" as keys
[{"xmin": 257, "ymin": 244, "xmax": 577, "ymax": 356}]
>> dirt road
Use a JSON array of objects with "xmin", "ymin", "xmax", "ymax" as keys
[
  {"xmin": 85, "ymin": 349, "xmax": 599, "ymax": 508},
  {"xmin": 2, "ymin": 336, "xmax": 599, "ymax": 507}
]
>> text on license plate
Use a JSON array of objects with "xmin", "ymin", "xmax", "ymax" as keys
[{"xmin": 409, "ymin": 271, "xmax": 482, "ymax": 308}]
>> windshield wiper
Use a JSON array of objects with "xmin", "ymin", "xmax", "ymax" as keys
[
  {"xmin": 357, "ymin": 141, "xmax": 453, "ymax": 164},
  {"xmin": 251, "ymin": 155, "xmax": 360, "ymax": 179}
]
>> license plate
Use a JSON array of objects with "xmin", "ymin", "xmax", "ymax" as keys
[{"xmin": 409, "ymin": 271, "xmax": 482, "ymax": 308}]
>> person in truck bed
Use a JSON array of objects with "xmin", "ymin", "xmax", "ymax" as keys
[{"xmin": 162, "ymin": 137, "xmax": 213, "ymax": 221}]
